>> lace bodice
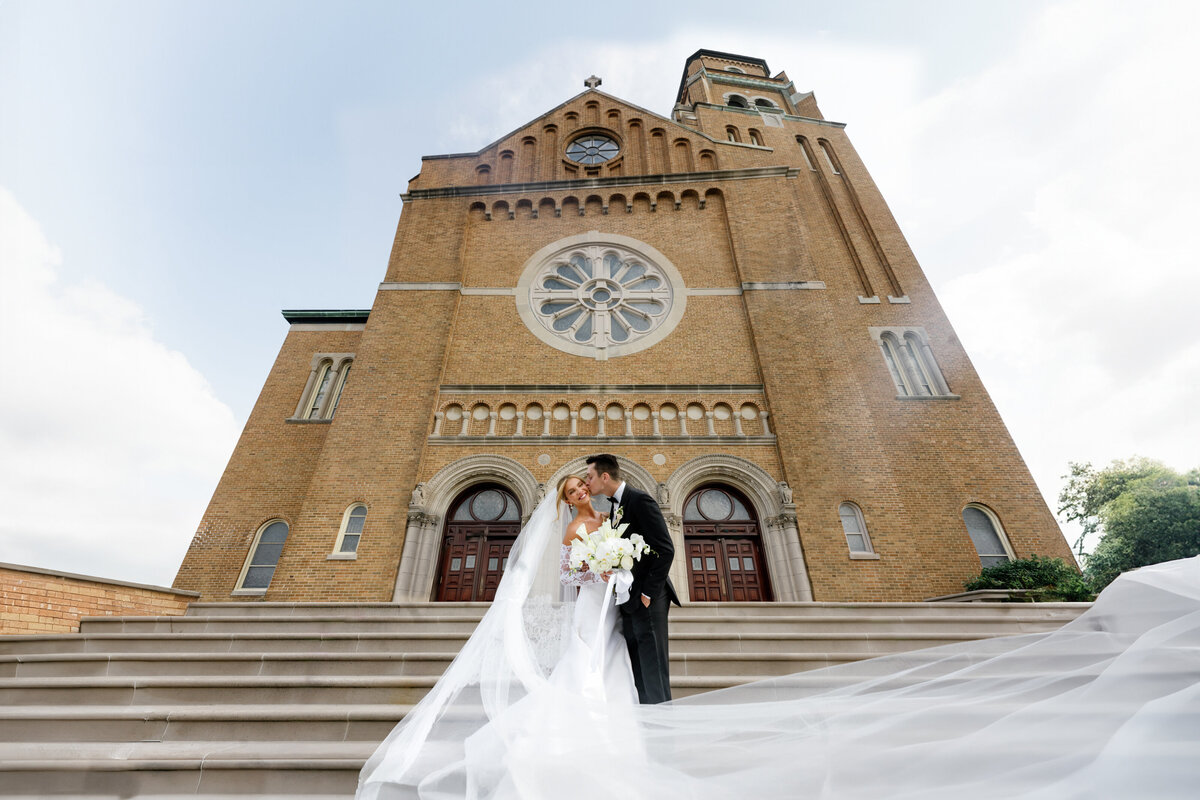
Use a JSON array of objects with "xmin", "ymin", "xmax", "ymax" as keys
[{"xmin": 560, "ymin": 544, "xmax": 604, "ymax": 586}]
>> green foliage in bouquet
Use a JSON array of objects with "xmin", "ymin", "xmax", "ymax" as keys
[{"xmin": 964, "ymin": 554, "xmax": 1094, "ymax": 602}]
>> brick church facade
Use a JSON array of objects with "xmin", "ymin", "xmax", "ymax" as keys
[{"xmin": 174, "ymin": 50, "xmax": 1073, "ymax": 604}]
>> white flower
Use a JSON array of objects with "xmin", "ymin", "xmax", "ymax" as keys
[{"xmin": 620, "ymin": 555, "xmax": 633, "ymax": 570}]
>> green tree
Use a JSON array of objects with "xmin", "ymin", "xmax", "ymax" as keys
[{"xmin": 1058, "ymin": 458, "xmax": 1200, "ymax": 591}]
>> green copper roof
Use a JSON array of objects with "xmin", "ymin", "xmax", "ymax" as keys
[{"xmin": 281, "ymin": 309, "xmax": 370, "ymax": 324}]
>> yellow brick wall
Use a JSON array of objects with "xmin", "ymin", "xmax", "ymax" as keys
[{"xmin": 1, "ymin": 565, "xmax": 194, "ymax": 635}]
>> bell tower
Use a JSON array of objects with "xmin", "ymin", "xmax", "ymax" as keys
[{"xmin": 672, "ymin": 48, "xmax": 822, "ymax": 132}]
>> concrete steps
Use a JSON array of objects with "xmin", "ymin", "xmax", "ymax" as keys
[{"xmin": 0, "ymin": 599, "xmax": 1088, "ymax": 796}]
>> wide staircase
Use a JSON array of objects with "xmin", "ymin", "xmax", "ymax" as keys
[{"xmin": 0, "ymin": 600, "xmax": 1088, "ymax": 798}]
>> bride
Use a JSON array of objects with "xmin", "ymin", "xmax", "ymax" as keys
[{"xmin": 358, "ymin": 485, "xmax": 1200, "ymax": 799}]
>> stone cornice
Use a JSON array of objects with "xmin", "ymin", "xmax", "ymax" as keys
[
  {"xmin": 428, "ymin": 435, "xmax": 776, "ymax": 445},
  {"xmin": 400, "ymin": 166, "xmax": 796, "ymax": 201},
  {"xmin": 438, "ymin": 383, "xmax": 765, "ymax": 394}
]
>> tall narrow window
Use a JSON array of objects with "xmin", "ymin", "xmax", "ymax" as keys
[
  {"xmin": 726, "ymin": 126, "xmax": 740, "ymax": 143},
  {"xmin": 749, "ymin": 129, "xmax": 763, "ymax": 146},
  {"xmin": 962, "ymin": 505, "xmax": 1013, "ymax": 568},
  {"xmin": 839, "ymin": 503, "xmax": 874, "ymax": 554},
  {"xmin": 237, "ymin": 520, "xmax": 289, "ymax": 592},
  {"xmin": 332, "ymin": 504, "xmax": 366, "ymax": 557},
  {"xmin": 872, "ymin": 328, "xmax": 952, "ymax": 398},
  {"xmin": 820, "ymin": 142, "xmax": 841, "ymax": 175},
  {"xmin": 796, "ymin": 137, "xmax": 816, "ymax": 171},
  {"xmin": 306, "ymin": 361, "xmax": 334, "ymax": 418},
  {"xmin": 329, "ymin": 362, "xmax": 351, "ymax": 417}
]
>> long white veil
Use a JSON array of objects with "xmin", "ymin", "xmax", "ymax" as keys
[
  {"xmin": 358, "ymin": 491, "xmax": 577, "ymax": 799},
  {"xmin": 360, "ymin": 489, "xmax": 1200, "ymax": 800}
]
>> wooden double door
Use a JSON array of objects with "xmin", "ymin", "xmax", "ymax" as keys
[
  {"xmin": 435, "ymin": 485, "xmax": 521, "ymax": 602},
  {"xmin": 683, "ymin": 486, "xmax": 771, "ymax": 602}
]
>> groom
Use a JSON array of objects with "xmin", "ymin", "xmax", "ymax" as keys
[{"xmin": 585, "ymin": 453, "xmax": 681, "ymax": 704}]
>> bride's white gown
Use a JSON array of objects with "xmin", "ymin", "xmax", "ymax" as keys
[{"xmin": 357, "ymin": 494, "xmax": 1200, "ymax": 800}]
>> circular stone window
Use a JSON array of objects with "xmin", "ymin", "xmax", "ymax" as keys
[
  {"xmin": 516, "ymin": 232, "xmax": 687, "ymax": 360},
  {"xmin": 565, "ymin": 134, "xmax": 620, "ymax": 165}
]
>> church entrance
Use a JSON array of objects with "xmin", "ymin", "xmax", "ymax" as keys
[
  {"xmin": 683, "ymin": 485, "xmax": 772, "ymax": 602},
  {"xmin": 434, "ymin": 485, "xmax": 522, "ymax": 602}
]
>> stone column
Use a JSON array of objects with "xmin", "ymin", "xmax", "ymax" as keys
[
  {"xmin": 760, "ymin": 411, "xmax": 771, "ymax": 435},
  {"xmin": 487, "ymin": 412, "xmax": 497, "ymax": 436},
  {"xmin": 778, "ymin": 507, "xmax": 812, "ymax": 601},
  {"xmin": 515, "ymin": 411, "xmax": 525, "ymax": 436},
  {"xmin": 432, "ymin": 412, "xmax": 444, "ymax": 436},
  {"xmin": 664, "ymin": 512, "xmax": 689, "ymax": 606},
  {"xmin": 597, "ymin": 413, "xmax": 606, "ymax": 437},
  {"xmin": 733, "ymin": 413, "xmax": 744, "ymax": 436},
  {"xmin": 624, "ymin": 410, "xmax": 633, "ymax": 436},
  {"xmin": 679, "ymin": 415, "xmax": 689, "ymax": 436},
  {"xmin": 705, "ymin": 411, "xmax": 716, "ymax": 436},
  {"xmin": 392, "ymin": 510, "xmax": 440, "ymax": 601},
  {"xmin": 569, "ymin": 411, "xmax": 578, "ymax": 437},
  {"xmin": 542, "ymin": 415, "xmax": 550, "ymax": 436},
  {"xmin": 459, "ymin": 415, "xmax": 469, "ymax": 436},
  {"xmin": 651, "ymin": 411, "xmax": 661, "ymax": 436}
]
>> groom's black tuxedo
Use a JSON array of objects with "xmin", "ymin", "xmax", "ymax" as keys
[{"xmin": 612, "ymin": 483, "xmax": 679, "ymax": 704}]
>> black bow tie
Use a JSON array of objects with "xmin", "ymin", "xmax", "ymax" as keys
[{"xmin": 609, "ymin": 496, "xmax": 619, "ymax": 512}]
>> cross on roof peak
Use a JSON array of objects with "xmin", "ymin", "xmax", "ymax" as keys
[{"xmin": 584, "ymin": 75, "xmax": 602, "ymax": 89}]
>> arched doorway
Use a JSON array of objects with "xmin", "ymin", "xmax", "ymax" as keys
[
  {"xmin": 683, "ymin": 484, "xmax": 772, "ymax": 602},
  {"xmin": 434, "ymin": 484, "xmax": 522, "ymax": 601}
]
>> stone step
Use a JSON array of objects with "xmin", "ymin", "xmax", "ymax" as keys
[
  {"xmin": 0, "ymin": 630, "xmax": 1016, "ymax": 679},
  {"xmin": 0, "ymin": 704, "xmax": 409, "ymax": 743},
  {"xmin": 0, "ymin": 741, "xmax": 367, "ymax": 796},
  {"xmin": 80, "ymin": 611, "xmax": 1082, "ymax": 636},
  {"xmin": 0, "ymin": 672, "xmax": 753, "ymax": 707},
  {"xmin": 182, "ymin": 600, "xmax": 1089, "ymax": 619},
  {"xmin": 0, "ymin": 628, "xmax": 1022, "ymax": 659}
]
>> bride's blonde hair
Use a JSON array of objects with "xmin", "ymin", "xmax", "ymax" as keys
[{"xmin": 556, "ymin": 474, "xmax": 586, "ymax": 519}]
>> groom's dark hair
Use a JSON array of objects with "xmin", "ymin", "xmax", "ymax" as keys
[{"xmin": 586, "ymin": 453, "xmax": 621, "ymax": 482}]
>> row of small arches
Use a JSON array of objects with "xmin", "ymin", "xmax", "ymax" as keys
[
  {"xmin": 474, "ymin": 109, "xmax": 719, "ymax": 184},
  {"xmin": 432, "ymin": 400, "xmax": 771, "ymax": 438},
  {"xmin": 723, "ymin": 93, "xmax": 780, "ymax": 110},
  {"xmin": 469, "ymin": 187, "xmax": 724, "ymax": 221}
]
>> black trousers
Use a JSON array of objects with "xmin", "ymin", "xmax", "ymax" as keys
[{"xmin": 620, "ymin": 587, "xmax": 672, "ymax": 704}]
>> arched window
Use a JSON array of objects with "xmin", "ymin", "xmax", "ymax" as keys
[
  {"xmin": 236, "ymin": 520, "xmax": 289, "ymax": 593},
  {"xmin": 726, "ymin": 66, "xmax": 745, "ymax": 74},
  {"xmin": 749, "ymin": 129, "xmax": 763, "ymax": 146},
  {"xmin": 725, "ymin": 126, "xmax": 741, "ymax": 143},
  {"xmin": 819, "ymin": 141, "xmax": 841, "ymax": 175},
  {"xmin": 796, "ymin": 136, "xmax": 816, "ymax": 171},
  {"xmin": 962, "ymin": 505, "xmax": 1014, "ymax": 568},
  {"xmin": 305, "ymin": 360, "xmax": 334, "ymax": 419},
  {"xmin": 332, "ymin": 504, "xmax": 367, "ymax": 557},
  {"xmin": 726, "ymin": 94, "xmax": 749, "ymax": 108},
  {"xmin": 873, "ymin": 328, "xmax": 951, "ymax": 398},
  {"xmin": 754, "ymin": 98, "xmax": 778, "ymax": 109},
  {"xmin": 838, "ymin": 502, "xmax": 874, "ymax": 555},
  {"xmin": 295, "ymin": 355, "xmax": 354, "ymax": 420}
]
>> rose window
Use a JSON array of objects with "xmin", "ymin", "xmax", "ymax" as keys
[{"xmin": 565, "ymin": 135, "xmax": 620, "ymax": 165}]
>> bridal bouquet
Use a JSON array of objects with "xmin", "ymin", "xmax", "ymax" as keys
[{"xmin": 568, "ymin": 512, "xmax": 650, "ymax": 603}]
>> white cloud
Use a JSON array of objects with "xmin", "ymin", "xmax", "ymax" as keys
[
  {"xmin": 0, "ymin": 188, "xmax": 241, "ymax": 587},
  {"xmin": 901, "ymin": 0, "xmax": 1200, "ymax": 549}
]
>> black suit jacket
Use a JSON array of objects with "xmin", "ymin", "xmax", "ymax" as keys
[{"xmin": 613, "ymin": 484, "xmax": 681, "ymax": 608}]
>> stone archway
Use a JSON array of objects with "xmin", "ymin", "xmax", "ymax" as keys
[
  {"xmin": 665, "ymin": 454, "xmax": 812, "ymax": 601},
  {"xmin": 392, "ymin": 455, "xmax": 538, "ymax": 601}
]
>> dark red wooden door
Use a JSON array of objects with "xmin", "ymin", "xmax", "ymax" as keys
[
  {"xmin": 683, "ymin": 486, "xmax": 772, "ymax": 602},
  {"xmin": 435, "ymin": 485, "xmax": 522, "ymax": 602}
]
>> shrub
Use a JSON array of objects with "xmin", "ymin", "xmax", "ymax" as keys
[{"xmin": 964, "ymin": 554, "xmax": 1093, "ymax": 602}]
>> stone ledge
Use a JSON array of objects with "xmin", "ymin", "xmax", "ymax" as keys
[{"xmin": 0, "ymin": 563, "xmax": 198, "ymax": 599}]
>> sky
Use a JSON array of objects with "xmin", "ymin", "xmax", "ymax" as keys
[{"xmin": 1, "ymin": 0, "xmax": 1197, "ymax": 587}]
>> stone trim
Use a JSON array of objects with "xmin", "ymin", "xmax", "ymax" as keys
[
  {"xmin": 280, "ymin": 310, "xmax": 370, "ymax": 324},
  {"xmin": 663, "ymin": 454, "xmax": 812, "ymax": 602},
  {"xmin": 439, "ymin": 383, "xmax": 765, "ymax": 393},
  {"xmin": 401, "ymin": 166, "xmax": 793, "ymax": 201},
  {"xmin": 392, "ymin": 455, "xmax": 539, "ymax": 602},
  {"xmin": 427, "ymin": 436, "xmax": 776, "ymax": 445},
  {"xmin": 514, "ymin": 231, "xmax": 687, "ymax": 361},
  {"xmin": 379, "ymin": 282, "xmax": 462, "ymax": 291},
  {"xmin": 742, "ymin": 281, "xmax": 826, "ymax": 291},
  {"xmin": 287, "ymin": 323, "xmax": 367, "ymax": 332},
  {"xmin": 0, "ymin": 562, "xmax": 199, "ymax": 598}
]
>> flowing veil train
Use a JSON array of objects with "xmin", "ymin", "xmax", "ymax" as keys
[{"xmin": 359, "ymin": 490, "xmax": 1200, "ymax": 799}]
